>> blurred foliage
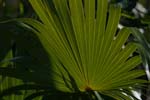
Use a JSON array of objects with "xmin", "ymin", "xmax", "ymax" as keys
[
  {"xmin": 0, "ymin": 0, "xmax": 51, "ymax": 99},
  {"xmin": 0, "ymin": 0, "xmax": 36, "ymax": 19}
]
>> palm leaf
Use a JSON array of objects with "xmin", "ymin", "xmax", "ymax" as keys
[
  {"xmin": 12, "ymin": 0, "xmax": 147, "ymax": 99},
  {"xmin": 0, "ymin": 48, "xmax": 44, "ymax": 100},
  {"xmin": 131, "ymin": 28, "xmax": 150, "ymax": 80},
  {"xmin": 0, "ymin": 50, "xmax": 25, "ymax": 100}
]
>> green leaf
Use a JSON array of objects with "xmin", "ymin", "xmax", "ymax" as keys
[{"xmin": 1, "ymin": 0, "xmax": 146, "ymax": 99}]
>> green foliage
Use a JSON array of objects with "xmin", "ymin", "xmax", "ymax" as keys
[
  {"xmin": 0, "ymin": 0, "xmax": 148, "ymax": 99},
  {"xmin": 131, "ymin": 28, "xmax": 150, "ymax": 79},
  {"xmin": 0, "ymin": 49, "xmax": 25, "ymax": 100}
]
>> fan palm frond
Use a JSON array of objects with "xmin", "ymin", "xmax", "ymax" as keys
[{"xmin": 14, "ymin": 0, "xmax": 147, "ymax": 99}]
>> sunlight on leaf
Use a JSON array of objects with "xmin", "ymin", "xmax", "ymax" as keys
[{"xmin": 5, "ymin": 0, "xmax": 147, "ymax": 99}]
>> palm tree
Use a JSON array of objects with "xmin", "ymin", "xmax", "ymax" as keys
[{"xmin": 0, "ymin": 0, "xmax": 148, "ymax": 99}]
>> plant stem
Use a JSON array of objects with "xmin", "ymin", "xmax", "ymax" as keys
[{"xmin": 94, "ymin": 91, "xmax": 103, "ymax": 100}]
